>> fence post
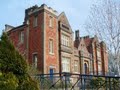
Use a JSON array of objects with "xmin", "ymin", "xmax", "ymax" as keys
[
  {"xmin": 109, "ymin": 77, "xmax": 111, "ymax": 90},
  {"xmin": 83, "ymin": 76, "xmax": 85, "ymax": 90},
  {"xmin": 105, "ymin": 77, "xmax": 108, "ymax": 90},
  {"xmin": 40, "ymin": 75, "xmax": 44, "ymax": 90},
  {"xmin": 64, "ymin": 73, "xmax": 67, "ymax": 90},
  {"xmin": 81, "ymin": 75, "xmax": 85, "ymax": 90},
  {"xmin": 81, "ymin": 75, "xmax": 83, "ymax": 90},
  {"xmin": 113, "ymin": 78, "xmax": 115, "ymax": 90}
]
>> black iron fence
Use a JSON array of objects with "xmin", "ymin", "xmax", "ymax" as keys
[{"xmin": 33, "ymin": 72, "xmax": 120, "ymax": 90}]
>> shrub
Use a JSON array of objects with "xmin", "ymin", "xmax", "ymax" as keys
[
  {"xmin": 0, "ymin": 72, "xmax": 18, "ymax": 90},
  {"xmin": 90, "ymin": 77, "xmax": 105, "ymax": 89},
  {"xmin": 0, "ymin": 33, "xmax": 40, "ymax": 90},
  {"xmin": 17, "ymin": 77, "xmax": 39, "ymax": 90}
]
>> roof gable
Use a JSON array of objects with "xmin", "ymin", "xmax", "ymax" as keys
[
  {"xmin": 78, "ymin": 38, "xmax": 89, "ymax": 53},
  {"xmin": 58, "ymin": 12, "xmax": 72, "ymax": 31},
  {"xmin": 92, "ymin": 35, "xmax": 99, "ymax": 43}
]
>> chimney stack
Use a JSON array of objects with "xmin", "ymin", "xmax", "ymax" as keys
[{"xmin": 75, "ymin": 30, "xmax": 80, "ymax": 40}]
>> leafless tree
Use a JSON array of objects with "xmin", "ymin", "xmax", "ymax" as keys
[{"xmin": 85, "ymin": 0, "xmax": 120, "ymax": 75}]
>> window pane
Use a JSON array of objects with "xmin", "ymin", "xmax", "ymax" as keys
[
  {"xmin": 19, "ymin": 31, "xmax": 24, "ymax": 43},
  {"xmin": 49, "ymin": 16, "xmax": 53, "ymax": 27},
  {"xmin": 33, "ymin": 16, "xmax": 37, "ymax": 27},
  {"xmin": 61, "ymin": 34, "xmax": 70, "ymax": 47},
  {"xmin": 49, "ymin": 39, "xmax": 54, "ymax": 54},
  {"xmin": 33, "ymin": 54, "xmax": 38, "ymax": 68},
  {"xmin": 74, "ymin": 60, "xmax": 78, "ymax": 72},
  {"xmin": 62, "ymin": 57, "xmax": 70, "ymax": 72}
]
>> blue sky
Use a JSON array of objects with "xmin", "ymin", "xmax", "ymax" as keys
[{"xmin": 0, "ymin": 0, "xmax": 97, "ymax": 36}]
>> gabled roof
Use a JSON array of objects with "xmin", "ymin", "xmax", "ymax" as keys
[
  {"xmin": 58, "ymin": 12, "xmax": 70, "ymax": 26},
  {"xmin": 7, "ymin": 24, "xmax": 26, "ymax": 33},
  {"xmin": 84, "ymin": 37, "xmax": 93, "ymax": 47},
  {"xmin": 5, "ymin": 24, "xmax": 14, "ymax": 32},
  {"xmin": 91, "ymin": 35, "xmax": 99, "ymax": 43},
  {"xmin": 74, "ymin": 39, "xmax": 81, "ymax": 48},
  {"xmin": 12, "ymin": 24, "xmax": 25, "ymax": 30},
  {"xmin": 58, "ymin": 12, "xmax": 72, "ymax": 32},
  {"xmin": 74, "ymin": 37, "xmax": 90, "ymax": 55},
  {"xmin": 83, "ymin": 35, "xmax": 99, "ymax": 47}
]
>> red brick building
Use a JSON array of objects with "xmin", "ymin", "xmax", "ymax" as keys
[
  {"xmin": 74, "ymin": 30, "xmax": 108, "ymax": 75},
  {"xmin": 5, "ymin": 4, "xmax": 108, "ymax": 75}
]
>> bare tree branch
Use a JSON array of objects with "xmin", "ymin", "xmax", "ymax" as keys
[{"xmin": 85, "ymin": 0, "xmax": 120, "ymax": 75}]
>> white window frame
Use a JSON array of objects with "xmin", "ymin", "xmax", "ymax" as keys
[
  {"xmin": 62, "ymin": 57, "xmax": 70, "ymax": 72},
  {"xmin": 61, "ymin": 34, "xmax": 70, "ymax": 47},
  {"xmin": 19, "ymin": 31, "xmax": 24, "ymax": 43}
]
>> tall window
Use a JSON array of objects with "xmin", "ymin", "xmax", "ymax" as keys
[
  {"xmin": 62, "ymin": 57, "xmax": 70, "ymax": 72},
  {"xmin": 33, "ymin": 53, "xmax": 38, "ymax": 68},
  {"xmin": 98, "ymin": 62, "xmax": 102, "ymax": 75},
  {"xmin": 49, "ymin": 39, "xmax": 54, "ymax": 54},
  {"xmin": 84, "ymin": 63, "xmax": 88, "ymax": 74},
  {"xmin": 97, "ymin": 50, "xmax": 101, "ymax": 58},
  {"xmin": 61, "ymin": 34, "xmax": 70, "ymax": 47},
  {"xmin": 74, "ymin": 60, "xmax": 79, "ymax": 72},
  {"xmin": 33, "ymin": 16, "xmax": 38, "ymax": 27},
  {"xmin": 49, "ymin": 16, "xmax": 53, "ymax": 27},
  {"xmin": 19, "ymin": 31, "xmax": 24, "ymax": 43}
]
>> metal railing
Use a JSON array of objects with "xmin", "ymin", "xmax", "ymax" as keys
[{"xmin": 33, "ymin": 72, "xmax": 120, "ymax": 90}]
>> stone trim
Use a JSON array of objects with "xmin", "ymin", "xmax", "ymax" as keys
[{"xmin": 43, "ymin": 11, "xmax": 46, "ymax": 74}]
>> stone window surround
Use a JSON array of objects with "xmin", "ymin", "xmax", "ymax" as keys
[
  {"xmin": 32, "ymin": 52, "xmax": 38, "ymax": 69},
  {"xmin": 61, "ymin": 34, "xmax": 70, "ymax": 47},
  {"xmin": 62, "ymin": 57, "xmax": 71, "ymax": 72},
  {"xmin": 49, "ymin": 15, "xmax": 53, "ymax": 28},
  {"xmin": 19, "ymin": 30, "xmax": 24, "ymax": 44},
  {"xmin": 74, "ymin": 60, "xmax": 79, "ymax": 73},
  {"xmin": 49, "ymin": 38, "xmax": 54, "ymax": 55},
  {"xmin": 33, "ymin": 15, "xmax": 38, "ymax": 27}
]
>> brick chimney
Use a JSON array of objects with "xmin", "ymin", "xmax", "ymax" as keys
[{"xmin": 75, "ymin": 30, "xmax": 80, "ymax": 40}]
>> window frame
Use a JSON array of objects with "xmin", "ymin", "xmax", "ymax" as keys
[
  {"xmin": 62, "ymin": 57, "xmax": 70, "ymax": 72},
  {"xmin": 33, "ymin": 16, "xmax": 38, "ymax": 27},
  {"xmin": 74, "ymin": 60, "xmax": 79, "ymax": 73},
  {"xmin": 61, "ymin": 34, "xmax": 70, "ymax": 47},
  {"xmin": 49, "ymin": 16, "xmax": 53, "ymax": 28},
  {"xmin": 49, "ymin": 39, "xmax": 54, "ymax": 54},
  {"xmin": 32, "ymin": 53, "xmax": 38, "ymax": 69},
  {"xmin": 19, "ymin": 30, "xmax": 24, "ymax": 43}
]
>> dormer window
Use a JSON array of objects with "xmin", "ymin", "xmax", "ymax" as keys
[{"xmin": 49, "ymin": 16, "xmax": 53, "ymax": 27}]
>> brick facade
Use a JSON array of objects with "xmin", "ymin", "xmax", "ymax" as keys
[
  {"xmin": 74, "ymin": 32, "xmax": 108, "ymax": 75},
  {"xmin": 5, "ymin": 4, "xmax": 108, "ymax": 75}
]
